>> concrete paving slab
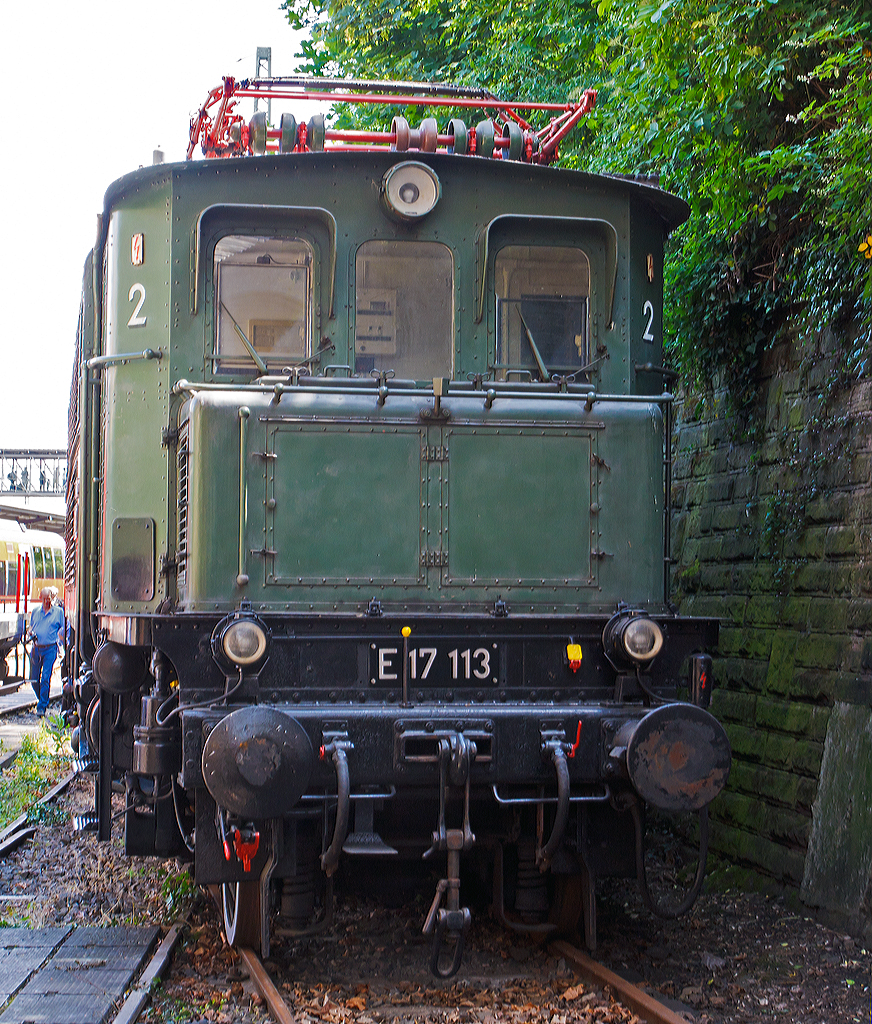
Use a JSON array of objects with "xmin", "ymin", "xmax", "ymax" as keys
[
  {"xmin": 0, "ymin": 926, "xmax": 159, "ymax": 1024},
  {"xmin": 0, "ymin": 929, "xmax": 71, "ymax": 951},
  {"xmin": 0, "ymin": 928, "xmax": 71, "ymax": 1002}
]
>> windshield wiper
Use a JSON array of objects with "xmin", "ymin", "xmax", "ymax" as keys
[
  {"xmin": 220, "ymin": 301, "xmax": 268, "ymax": 375},
  {"xmin": 517, "ymin": 311, "xmax": 550, "ymax": 383}
]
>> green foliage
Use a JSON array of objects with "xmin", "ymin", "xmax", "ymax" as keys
[
  {"xmin": 590, "ymin": 0, "xmax": 872, "ymax": 408},
  {"xmin": 282, "ymin": 0, "xmax": 872, "ymax": 407},
  {"xmin": 284, "ymin": 0, "xmax": 598, "ymax": 99},
  {"xmin": 160, "ymin": 865, "xmax": 198, "ymax": 917},
  {"xmin": 672, "ymin": 556, "xmax": 701, "ymax": 602},
  {"xmin": 42, "ymin": 712, "xmax": 69, "ymax": 759},
  {"xmin": 26, "ymin": 800, "xmax": 66, "ymax": 827},
  {"xmin": 0, "ymin": 730, "xmax": 72, "ymax": 831}
]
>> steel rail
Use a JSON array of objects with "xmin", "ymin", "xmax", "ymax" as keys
[
  {"xmin": 0, "ymin": 768, "xmax": 78, "ymax": 857},
  {"xmin": 238, "ymin": 946, "xmax": 295, "ymax": 1024},
  {"xmin": 110, "ymin": 916, "xmax": 187, "ymax": 1024},
  {"xmin": 550, "ymin": 939, "xmax": 692, "ymax": 1024}
]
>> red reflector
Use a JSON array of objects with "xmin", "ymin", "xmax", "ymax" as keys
[{"xmin": 233, "ymin": 828, "xmax": 260, "ymax": 872}]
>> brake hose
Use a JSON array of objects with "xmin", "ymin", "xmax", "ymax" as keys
[
  {"xmin": 631, "ymin": 799, "xmax": 710, "ymax": 919},
  {"xmin": 536, "ymin": 743, "xmax": 570, "ymax": 871}
]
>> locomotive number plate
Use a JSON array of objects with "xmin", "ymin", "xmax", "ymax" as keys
[{"xmin": 370, "ymin": 643, "xmax": 500, "ymax": 686}]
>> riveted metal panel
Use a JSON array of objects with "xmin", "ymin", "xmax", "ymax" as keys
[
  {"xmin": 110, "ymin": 517, "xmax": 155, "ymax": 601},
  {"xmin": 268, "ymin": 424, "xmax": 425, "ymax": 585},
  {"xmin": 99, "ymin": 192, "xmax": 171, "ymax": 617},
  {"xmin": 445, "ymin": 427, "xmax": 594, "ymax": 586}
]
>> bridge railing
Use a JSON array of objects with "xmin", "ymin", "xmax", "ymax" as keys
[{"xmin": 0, "ymin": 450, "xmax": 67, "ymax": 497}]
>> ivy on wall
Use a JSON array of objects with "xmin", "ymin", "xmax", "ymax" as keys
[{"xmin": 591, "ymin": 0, "xmax": 872, "ymax": 413}]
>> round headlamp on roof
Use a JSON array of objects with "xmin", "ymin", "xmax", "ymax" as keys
[
  {"xmin": 211, "ymin": 612, "xmax": 271, "ymax": 673},
  {"xmin": 380, "ymin": 161, "xmax": 441, "ymax": 222}
]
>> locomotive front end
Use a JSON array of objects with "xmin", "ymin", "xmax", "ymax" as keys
[{"xmin": 70, "ymin": 79, "xmax": 730, "ymax": 977}]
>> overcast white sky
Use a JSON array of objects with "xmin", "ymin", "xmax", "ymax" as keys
[{"xmin": 1, "ymin": 1, "xmax": 309, "ymax": 451}]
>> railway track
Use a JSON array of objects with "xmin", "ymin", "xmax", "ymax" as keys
[
  {"xmin": 0, "ymin": 915, "xmax": 693, "ymax": 1024},
  {"xmin": 229, "ymin": 937, "xmax": 694, "ymax": 1024},
  {"xmin": 0, "ymin": 862, "xmax": 692, "ymax": 1024}
]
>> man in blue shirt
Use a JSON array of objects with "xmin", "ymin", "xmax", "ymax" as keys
[{"xmin": 27, "ymin": 588, "xmax": 65, "ymax": 717}]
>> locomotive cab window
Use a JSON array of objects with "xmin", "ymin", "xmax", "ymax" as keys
[
  {"xmin": 354, "ymin": 240, "xmax": 453, "ymax": 380},
  {"xmin": 214, "ymin": 236, "xmax": 312, "ymax": 372},
  {"xmin": 494, "ymin": 245, "xmax": 590, "ymax": 382}
]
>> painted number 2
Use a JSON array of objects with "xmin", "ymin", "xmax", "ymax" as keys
[
  {"xmin": 642, "ymin": 299, "xmax": 655, "ymax": 343},
  {"xmin": 127, "ymin": 283, "xmax": 147, "ymax": 327}
]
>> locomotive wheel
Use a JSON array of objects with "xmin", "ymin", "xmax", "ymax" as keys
[
  {"xmin": 548, "ymin": 873, "xmax": 584, "ymax": 935},
  {"xmin": 221, "ymin": 880, "xmax": 263, "ymax": 948},
  {"xmin": 87, "ymin": 695, "xmax": 101, "ymax": 753}
]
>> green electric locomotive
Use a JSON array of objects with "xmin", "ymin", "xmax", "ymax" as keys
[{"xmin": 67, "ymin": 77, "xmax": 729, "ymax": 975}]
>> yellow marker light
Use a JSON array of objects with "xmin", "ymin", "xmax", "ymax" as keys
[
  {"xmin": 401, "ymin": 626, "xmax": 412, "ymax": 638},
  {"xmin": 566, "ymin": 643, "xmax": 582, "ymax": 672}
]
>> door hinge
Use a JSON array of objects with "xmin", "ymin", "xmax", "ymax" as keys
[
  {"xmin": 421, "ymin": 550, "xmax": 448, "ymax": 567},
  {"xmin": 421, "ymin": 444, "xmax": 449, "ymax": 462}
]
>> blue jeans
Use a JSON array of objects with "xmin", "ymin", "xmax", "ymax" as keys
[{"xmin": 30, "ymin": 645, "xmax": 57, "ymax": 715}]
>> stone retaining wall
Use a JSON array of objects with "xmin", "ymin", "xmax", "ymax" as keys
[{"xmin": 671, "ymin": 333, "xmax": 872, "ymax": 936}]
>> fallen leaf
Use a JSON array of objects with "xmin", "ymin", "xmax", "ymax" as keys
[{"xmin": 701, "ymin": 952, "xmax": 726, "ymax": 970}]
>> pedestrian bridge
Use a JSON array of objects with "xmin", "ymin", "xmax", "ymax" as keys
[{"xmin": 0, "ymin": 450, "xmax": 66, "ymax": 497}]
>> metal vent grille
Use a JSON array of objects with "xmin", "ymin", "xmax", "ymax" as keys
[{"xmin": 176, "ymin": 415, "xmax": 190, "ymax": 596}]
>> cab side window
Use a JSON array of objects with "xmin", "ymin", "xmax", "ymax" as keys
[
  {"xmin": 494, "ymin": 245, "xmax": 590, "ymax": 382},
  {"xmin": 214, "ymin": 236, "xmax": 313, "ymax": 372}
]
